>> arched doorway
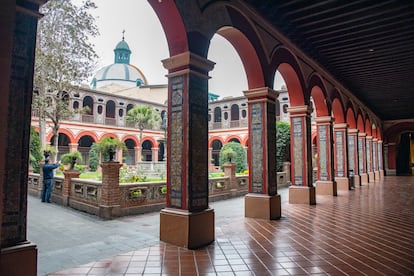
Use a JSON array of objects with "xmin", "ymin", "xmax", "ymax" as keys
[
  {"xmin": 78, "ymin": 135, "xmax": 95, "ymax": 165},
  {"xmin": 141, "ymin": 140, "xmax": 153, "ymax": 161}
]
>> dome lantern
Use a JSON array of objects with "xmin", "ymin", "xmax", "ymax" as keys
[{"xmin": 114, "ymin": 30, "xmax": 131, "ymax": 64}]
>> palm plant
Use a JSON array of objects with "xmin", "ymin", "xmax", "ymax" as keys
[{"xmin": 125, "ymin": 105, "xmax": 161, "ymax": 144}]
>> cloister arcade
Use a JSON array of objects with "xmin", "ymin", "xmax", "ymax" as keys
[{"xmin": 1, "ymin": 1, "xmax": 413, "ymax": 275}]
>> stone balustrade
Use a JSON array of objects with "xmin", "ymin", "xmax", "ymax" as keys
[{"xmin": 27, "ymin": 165, "xmax": 250, "ymax": 219}]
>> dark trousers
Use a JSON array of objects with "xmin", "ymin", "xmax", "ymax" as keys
[{"xmin": 41, "ymin": 178, "xmax": 53, "ymax": 202}]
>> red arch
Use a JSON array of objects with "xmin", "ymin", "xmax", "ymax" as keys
[
  {"xmin": 346, "ymin": 108, "xmax": 357, "ymax": 129},
  {"xmin": 224, "ymin": 135, "xmax": 243, "ymax": 144},
  {"xmin": 46, "ymin": 129, "xmax": 76, "ymax": 144},
  {"xmin": 100, "ymin": 133, "xmax": 119, "ymax": 141},
  {"xmin": 208, "ymin": 136, "xmax": 224, "ymax": 148},
  {"xmin": 75, "ymin": 131, "xmax": 98, "ymax": 143},
  {"xmin": 216, "ymin": 27, "xmax": 265, "ymax": 89},
  {"xmin": 148, "ymin": 0, "xmax": 188, "ymax": 56},
  {"xmin": 357, "ymin": 114, "xmax": 365, "ymax": 133},
  {"xmin": 122, "ymin": 135, "xmax": 139, "ymax": 147},
  {"xmin": 310, "ymin": 86, "xmax": 329, "ymax": 117},
  {"xmin": 141, "ymin": 136, "xmax": 158, "ymax": 147},
  {"xmin": 332, "ymin": 98, "xmax": 345, "ymax": 124},
  {"xmin": 365, "ymin": 119, "xmax": 372, "ymax": 136},
  {"xmin": 271, "ymin": 47, "xmax": 306, "ymax": 106}
]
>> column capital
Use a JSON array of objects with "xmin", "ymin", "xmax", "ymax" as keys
[
  {"xmin": 315, "ymin": 116, "xmax": 333, "ymax": 124},
  {"xmin": 366, "ymin": 135, "xmax": 373, "ymax": 140},
  {"xmin": 373, "ymin": 138, "xmax": 378, "ymax": 142},
  {"xmin": 287, "ymin": 105, "xmax": 312, "ymax": 115},
  {"xmin": 378, "ymin": 140, "xmax": 383, "ymax": 144},
  {"xmin": 358, "ymin": 132, "xmax": 367, "ymax": 137},
  {"xmin": 334, "ymin": 123, "xmax": 348, "ymax": 129},
  {"xmin": 162, "ymin": 51, "xmax": 215, "ymax": 78},
  {"xmin": 243, "ymin": 87, "xmax": 278, "ymax": 102},
  {"xmin": 348, "ymin": 128, "xmax": 359, "ymax": 134}
]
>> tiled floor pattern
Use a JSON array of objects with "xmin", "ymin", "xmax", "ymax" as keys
[{"xmin": 51, "ymin": 176, "xmax": 414, "ymax": 275}]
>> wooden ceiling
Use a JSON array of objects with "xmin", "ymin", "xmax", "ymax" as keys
[{"xmin": 246, "ymin": 0, "xmax": 414, "ymax": 121}]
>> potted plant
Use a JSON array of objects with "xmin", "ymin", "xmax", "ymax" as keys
[
  {"xmin": 95, "ymin": 137, "xmax": 126, "ymax": 162},
  {"xmin": 61, "ymin": 151, "xmax": 83, "ymax": 170}
]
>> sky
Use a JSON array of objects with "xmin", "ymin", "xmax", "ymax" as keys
[{"xmin": 87, "ymin": 0, "xmax": 285, "ymax": 98}]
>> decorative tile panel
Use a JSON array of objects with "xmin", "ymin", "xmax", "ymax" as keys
[
  {"xmin": 358, "ymin": 137, "xmax": 364, "ymax": 174},
  {"xmin": 318, "ymin": 125, "xmax": 328, "ymax": 180},
  {"xmin": 336, "ymin": 131, "xmax": 344, "ymax": 177},
  {"xmin": 292, "ymin": 117, "xmax": 303, "ymax": 185},
  {"xmin": 348, "ymin": 135, "xmax": 355, "ymax": 174},
  {"xmin": 169, "ymin": 76, "xmax": 184, "ymax": 208},
  {"xmin": 251, "ymin": 103, "xmax": 263, "ymax": 193}
]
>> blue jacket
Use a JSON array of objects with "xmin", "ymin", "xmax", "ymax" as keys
[{"xmin": 43, "ymin": 162, "xmax": 60, "ymax": 180}]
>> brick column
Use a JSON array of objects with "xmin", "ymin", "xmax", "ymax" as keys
[
  {"xmin": 287, "ymin": 105, "xmax": 315, "ymax": 204},
  {"xmin": 243, "ymin": 88, "xmax": 281, "ymax": 219},
  {"xmin": 0, "ymin": 2, "xmax": 42, "ymax": 275},
  {"xmin": 99, "ymin": 161, "xmax": 122, "ymax": 219},
  {"xmin": 334, "ymin": 123, "xmax": 350, "ymax": 190},
  {"xmin": 315, "ymin": 116, "xmax": 337, "ymax": 196},
  {"xmin": 62, "ymin": 170, "xmax": 81, "ymax": 206},
  {"xmin": 358, "ymin": 132, "xmax": 369, "ymax": 184},
  {"xmin": 366, "ymin": 135, "xmax": 374, "ymax": 182},
  {"xmin": 160, "ymin": 52, "xmax": 215, "ymax": 249},
  {"xmin": 347, "ymin": 128, "xmax": 361, "ymax": 186},
  {"xmin": 223, "ymin": 163, "xmax": 237, "ymax": 190}
]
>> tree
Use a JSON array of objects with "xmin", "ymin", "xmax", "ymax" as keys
[
  {"xmin": 219, "ymin": 142, "xmax": 247, "ymax": 173},
  {"xmin": 29, "ymin": 127, "xmax": 43, "ymax": 173},
  {"xmin": 276, "ymin": 121, "xmax": 290, "ymax": 172},
  {"xmin": 33, "ymin": 0, "xmax": 98, "ymax": 159},
  {"xmin": 88, "ymin": 143, "xmax": 100, "ymax": 171},
  {"xmin": 125, "ymin": 105, "xmax": 161, "ymax": 146}
]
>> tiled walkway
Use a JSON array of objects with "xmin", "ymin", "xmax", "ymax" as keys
[{"xmin": 48, "ymin": 176, "xmax": 414, "ymax": 275}]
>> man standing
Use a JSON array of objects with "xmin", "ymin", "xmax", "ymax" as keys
[{"xmin": 41, "ymin": 157, "xmax": 60, "ymax": 203}]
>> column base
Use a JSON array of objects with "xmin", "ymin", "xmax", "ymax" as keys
[
  {"xmin": 374, "ymin": 171, "xmax": 380, "ymax": 180},
  {"xmin": 99, "ymin": 205, "xmax": 121, "ymax": 219},
  {"xmin": 315, "ymin": 180, "xmax": 337, "ymax": 196},
  {"xmin": 380, "ymin": 170, "xmax": 385, "ymax": 177},
  {"xmin": 1, "ymin": 241, "xmax": 37, "ymax": 276},
  {"xmin": 360, "ymin": 173, "xmax": 369, "ymax": 184},
  {"xmin": 368, "ymin": 172, "xmax": 375, "ymax": 182},
  {"xmin": 354, "ymin": 175, "xmax": 361, "ymax": 186},
  {"xmin": 289, "ymin": 186, "xmax": 316, "ymax": 205},
  {"xmin": 244, "ymin": 193, "xmax": 281, "ymax": 220},
  {"xmin": 335, "ymin": 177, "xmax": 351, "ymax": 191},
  {"xmin": 160, "ymin": 208, "xmax": 214, "ymax": 249}
]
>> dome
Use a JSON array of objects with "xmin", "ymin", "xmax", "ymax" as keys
[
  {"xmin": 91, "ymin": 35, "xmax": 148, "ymax": 90},
  {"xmin": 91, "ymin": 63, "xmax": 147, "ymax": 89}
]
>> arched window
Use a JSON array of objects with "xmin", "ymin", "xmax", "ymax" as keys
[
  {"xmin": 231, "ymin": 104, "xmax": 239, "ymax": 121},
  {"xmin": 83, "ymin": 96, "xmax": 93, "ymax": 115},
  {"xmin": 224, "ymin": 112, "xmax": 228, "ymax": 120},
  {"xmin": 214, "ymin": 107, "xmax": 221, "ymax": 122},
  {"xmin": 106, "ymin": 100, "xmax": 115, "ymax": 118},
  {"xmin": 119, "ymin": 109, "xmax": 123, "ymax": 117},
  {"xmin": 242, "ymin": 110, "xmax": 247, "ymax": 118},
  {"xmin": 73, "ymin": 101, "xmax": 79, "ymax": 110}
]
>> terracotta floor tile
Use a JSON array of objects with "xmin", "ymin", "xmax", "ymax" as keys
[{"xmin": 50, "ymin": 177, "xmax": 414, "ymax": 276}]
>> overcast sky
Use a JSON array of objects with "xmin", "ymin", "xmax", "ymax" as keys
[{"xmin": 88, "ymin": 0, "xmax": 284, "ymax": 98}]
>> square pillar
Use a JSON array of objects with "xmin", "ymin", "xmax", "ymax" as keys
[
  {"xmin": 62, "ymin": 170, "xmax": 81, "ymax": 205},
  {"xmin": 0, "ymin": 2, "xmax": 42, "ymax": 275},
  {"xmin": 366, "ymin": 135, "xmax": 375, "ymax": 182},
  {"xmin": 99, "ymin": 161, "xmax": 123, "ymax": 219},
  {"xmin": 315, "ymin": 116, "xmax": 337, "ymax": 196},
  {"xmin": 287, "ymin": 106, "xmax": 315, "ymax": 204},
  {"xmin": 243, "ymin": 87, "xmax": 281, "ymax": 219},
  {"xmin": 358, "ymin": 133, "xmax": 369, "ymax": 184},
  {"xmin": 348, "ymin": 128, "xmax": 361, "ymax": 186},
  {"xmin": 161, "ymin": 52, "xmax": 215, "ymax": 248},
  {"xmin": 334, "ymin": 123, "xmax": 351, "ymax": 190},
  {"xmin": 373, "ymin": 138, "xmax": 380, "ymax": 180}
]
